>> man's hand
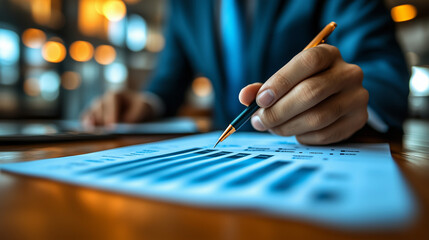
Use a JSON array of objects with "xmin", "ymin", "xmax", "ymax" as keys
[
  {"xmin": 81, "ymin": 90, "xmax": 156, "ymax": 127},
  {"xmin": 239, "ymin": 44, "xmax": 368, "ymax": 145}
]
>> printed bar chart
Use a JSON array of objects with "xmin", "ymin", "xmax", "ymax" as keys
[{"xmin": 0, "ymin": 132, "xmax": 415, "ymax": 229}]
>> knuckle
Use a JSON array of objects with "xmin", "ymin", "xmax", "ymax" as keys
[
  {"xmin": 273, "ymin": 125, "xmax": 293, "ymax": 136},
  {"xmin": 270, "ymin": 72, "xmax": 292, "ymax": 93},
  {"xmin": 270, "ymin": 127, "xmax": 285, "ymax": 136},
  {"xmin": 348, "ymin": 64, "xmax": 364, "ymax": 83},
  {"xmin": 261, "ymin": 108, "xmax": 280, "ymax": 126},
  {"xmin": 332, "ymin": 102, "xmax": 343, "ymax": 120},
  {"xmin": 360, "ymin": 88, "xmax": 369, "ymax": 104},
  {"xmin": 301, "ymin": 48, "xmax": 326, "ymax": 71},
  {"xmin": 306, "ymin": 112, "xmax": 324, "ymax": 129},
  {"xmin": 357, "ymin": 108, "xmax": 369, "ymax": 126},
  {"xmin": 313, "ymin": 131, "xmax": 336, "ymax": 145},
  {"xmin": 297, "ymin": 81, "xmax": 323, "ymax": 104},
  {"xmin": 327, "ymin": 45, "xmax": 341, "ymax": 58},
  {"xmin": 362, "ymin": 111, "xmax": 369, "ymax": 125},
  {"xmin": 353, "ymin": 87, "xmax": 369, "ymax": 106},
  {"xmin": 312, "ymin": 133, "xmax": 326, "ymax": 144},
  {"xmin": 302, "ymin": 129, "xmax": 339, "ymax": 145}
]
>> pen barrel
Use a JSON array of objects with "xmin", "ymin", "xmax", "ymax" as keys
[{"xmin": 231, "ymin": 101, "xmax": 260, "ymax": 130}]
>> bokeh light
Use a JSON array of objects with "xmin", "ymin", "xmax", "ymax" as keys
[
  {"xmin": 93, "ymin": 0, "xmax": 105, "ymax": 14},
  {"xmin": 23, "ymin": 78, "xmax": 40, "ymax": 97},
  {"xmin": 42, "ymin": 41, "xmax": 66, "ymax": 63},
  {"xmin": 391, "ymin": 4, "xmax": 417, "ymax": 22},
  {"xmin": 146, "ymin": 32, "xmax": 165, "ymax": 52},
  {"xmin": 31, "ymin": 0, "xmax": 52, "ymax": 26},
  {"xmin": 103, "ymin": 0, "xmax": 126, "ymax": 22},
  {"xmin": 126, "ymin": 14, "xmax": 147, "ymax": 52},
  {"xmin": 78, "ymin": 0, "xmax": 106, "ymax": 37},
  {"xmin": 39, "ymin": 71, "xmax": 60, "ymax": 101},
  {"xmin": 95, "ymin": 45, "xmax": 116, "ymax": 65},
  {"xmin": 192, "ymin": 77, "xmax": 213, "ymax": 97},
  {"xmin": 104, "ymin": 62, "xmax": 128, "ymax": 83},
  {"xmin": 108, "ymin": 17, "xmax": 126, "ymax": 46},
  {"xmin": 24, "ymin": 47, "xmax": 45, "ymax": 66},
  {"xmin": 22, "ymin": 28, "xmax": 47, "ymax": 48},
  {"xmin": 0, "ymin": 29, "xmax": 20, "ymax": 66},
  {"xmin": 61, "ymin": 71, "xmax": 82, "ymax": 90},
  {"xmin": 0, "ymin": 65, "xmax": 19, "ymax": 85},
  {"xmin": 410, "ymin": 66, "xmax": 429, "ymax": 96},
  {"xmin": 123, "ymin": 0, "xmax": 140, "ymax": 4},
  {"xmin": 0, "ymin": 90, "xmax": 17, "ymax": 112},
  {"xmin": 70, "ymin": 41, "xmax": 94, "ymax": 62}
]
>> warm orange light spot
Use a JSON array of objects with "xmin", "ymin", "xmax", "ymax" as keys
[
  {"xmin": 69, "ymin": 41, "xmax": 94, "ymax": 62},
  {"xmin": 93, "ymin": 0, "xmax": 105, "ymax": 14},
  {"xmin": 123, "ymin": 0, "xmax": 140, "ymax": 4},
  {"xmin": 192, "ymin": 77, "xmax": 213, "ymax": 97},
  {"xmin": 78, "ymin": 0, "xmax": 106, "ymax": 37},
  {"xmin": 391, "ymin": 4, "xmax": 417, "ymax": 22},
  {"xmin": 23, "ymin": 78, "xmax": 40, "ymax": 97},
  {"xmin": 94, "ymin": 45, "xmax": 116, "ymax": 65},
  {"xmin": 42, "ymin": 41, "xmax": 66, "ymax": 63},
  {"xmin": 103, "ymin": 0, "xmax": 126, "ymax": 22},
  {"xmin": 31, "ymin": 0, "xmax": 51, "ymax": 26},
  {"xmin": 61, "ymin": 71, "xmax": 82, "ymax": 90},
  {"xmin": 22, "ymin": 28, "xmax": 47, "ymax": 48}
]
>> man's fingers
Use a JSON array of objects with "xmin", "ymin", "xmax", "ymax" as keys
[
  {"xmin": 239, "ymin": 83, "xmax": 263, "ymax": 106},
  {"xmin": 104, "ymin": 92, "xmax": 121, "ymax": 125},
  {"xmin": 269, "ymin": 87, "xmax": 369, "ymax": 136},
  {"xmin": 123, "ymin": 95, "xmax": 147, "ymax": 123},
  {"xmin": 80, "ymin": 90, "xmax": 155, "ymax": 127},
  {"xmin": 92, "ymin": 99, "xmax": 105, "ymax": 125},
  {"xmin": 253, "ymin": 64, "xmax": 350, "ymax": 131},
  {"xmin": 256, "ymin": 45, "xmax": 340, "ymax": 108},
  {"xmin": 81, "ymin": 111, "xmax": 94, "ymax": 128},
  {"xmin": 295, "ymin": 109, "xmax": 368, "ymax": 145}
]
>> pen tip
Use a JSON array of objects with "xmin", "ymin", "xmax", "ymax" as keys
[
  {"xmin": 213, "ymin": 125, "xmax": 236, "ymax": 148},
  {"xmin": 213, "ymin": 140, "xmax": 220, "ymax": 148}
]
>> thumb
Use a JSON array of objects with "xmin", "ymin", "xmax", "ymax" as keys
[{"xmin": 239, "ymin": 83, "xmax": 263, "ymax": 106}]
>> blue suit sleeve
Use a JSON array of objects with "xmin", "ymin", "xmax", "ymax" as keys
[
  {"xmin": 145, "ymin": 0, "xmax": 194, "ymax": 117},
  {"xmin": 320, "ymin": 0, "xmax": 409, "ymax": 130}
]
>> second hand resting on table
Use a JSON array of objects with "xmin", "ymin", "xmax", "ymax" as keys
[{"xmin": 81, "ymin": 44, "xmax": 369, "ymax": 145}]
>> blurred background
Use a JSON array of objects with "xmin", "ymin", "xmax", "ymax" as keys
[{"xmin": 0, "ymin": 0, "xmax": 428, "ymax": 121}]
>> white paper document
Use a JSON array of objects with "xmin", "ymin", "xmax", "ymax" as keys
[{"xmin": 0, "ymin": 132, "xmax": 415, "ymax": 229}]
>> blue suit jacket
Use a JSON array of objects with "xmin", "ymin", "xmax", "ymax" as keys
[{"xmin": 146, "ymin": 0, "xmax": 409, "ymax": 131}]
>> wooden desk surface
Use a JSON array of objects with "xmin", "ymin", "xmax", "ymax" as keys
[{"xmin": 1, "ymin": 120, "xmax": 428, "ymax": 240}]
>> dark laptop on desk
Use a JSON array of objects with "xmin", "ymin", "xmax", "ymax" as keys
[{"xmin": 0, "ymin": 117, "xmax": 199, "ymax": 143}]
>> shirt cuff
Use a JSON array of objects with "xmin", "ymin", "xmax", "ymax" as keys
[
  {"xmin": 367, "ymin": 106, "xmax": 389, "ymax": 133},
  {"xmin": 142, "ymin": 91, "xmax": 165, "ymax": 118}
]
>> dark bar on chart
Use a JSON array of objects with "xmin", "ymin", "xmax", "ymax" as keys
[
  {"xmin": 94, "ymin": 149, "xmax": 219, "ymax": 177},
  {"xmin": 76, "ymin": 148, "xmax": 205, "ymax": 175},
  {"xmin": 270, "ymin": 166, "xmax": 319, "ymax": 193},
  {"xmin": 153, "ymin": 153, "xmax": 249, "ymax": 183},
  {"xmin": 312, "ymin": 189, "xmax": 341, "ymax": 203},
  {"xmin": 225, "ymin": 161, "xmax": 291, "ymax": 188},
  {"xmin": 122, "ymin": 151, "xmax": 233, "ymax": 180},
  {"xmin": 188, "ymin": 154, "xmax": 272, "ymax": 184}
]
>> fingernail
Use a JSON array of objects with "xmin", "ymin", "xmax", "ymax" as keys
[
  {"xmin": 256, "ymin": 90, "xmax": 274, "ymax": 107},
  {"xmin": 251, "ymin": 115, "xmax": 265, "ymax": 131}
]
